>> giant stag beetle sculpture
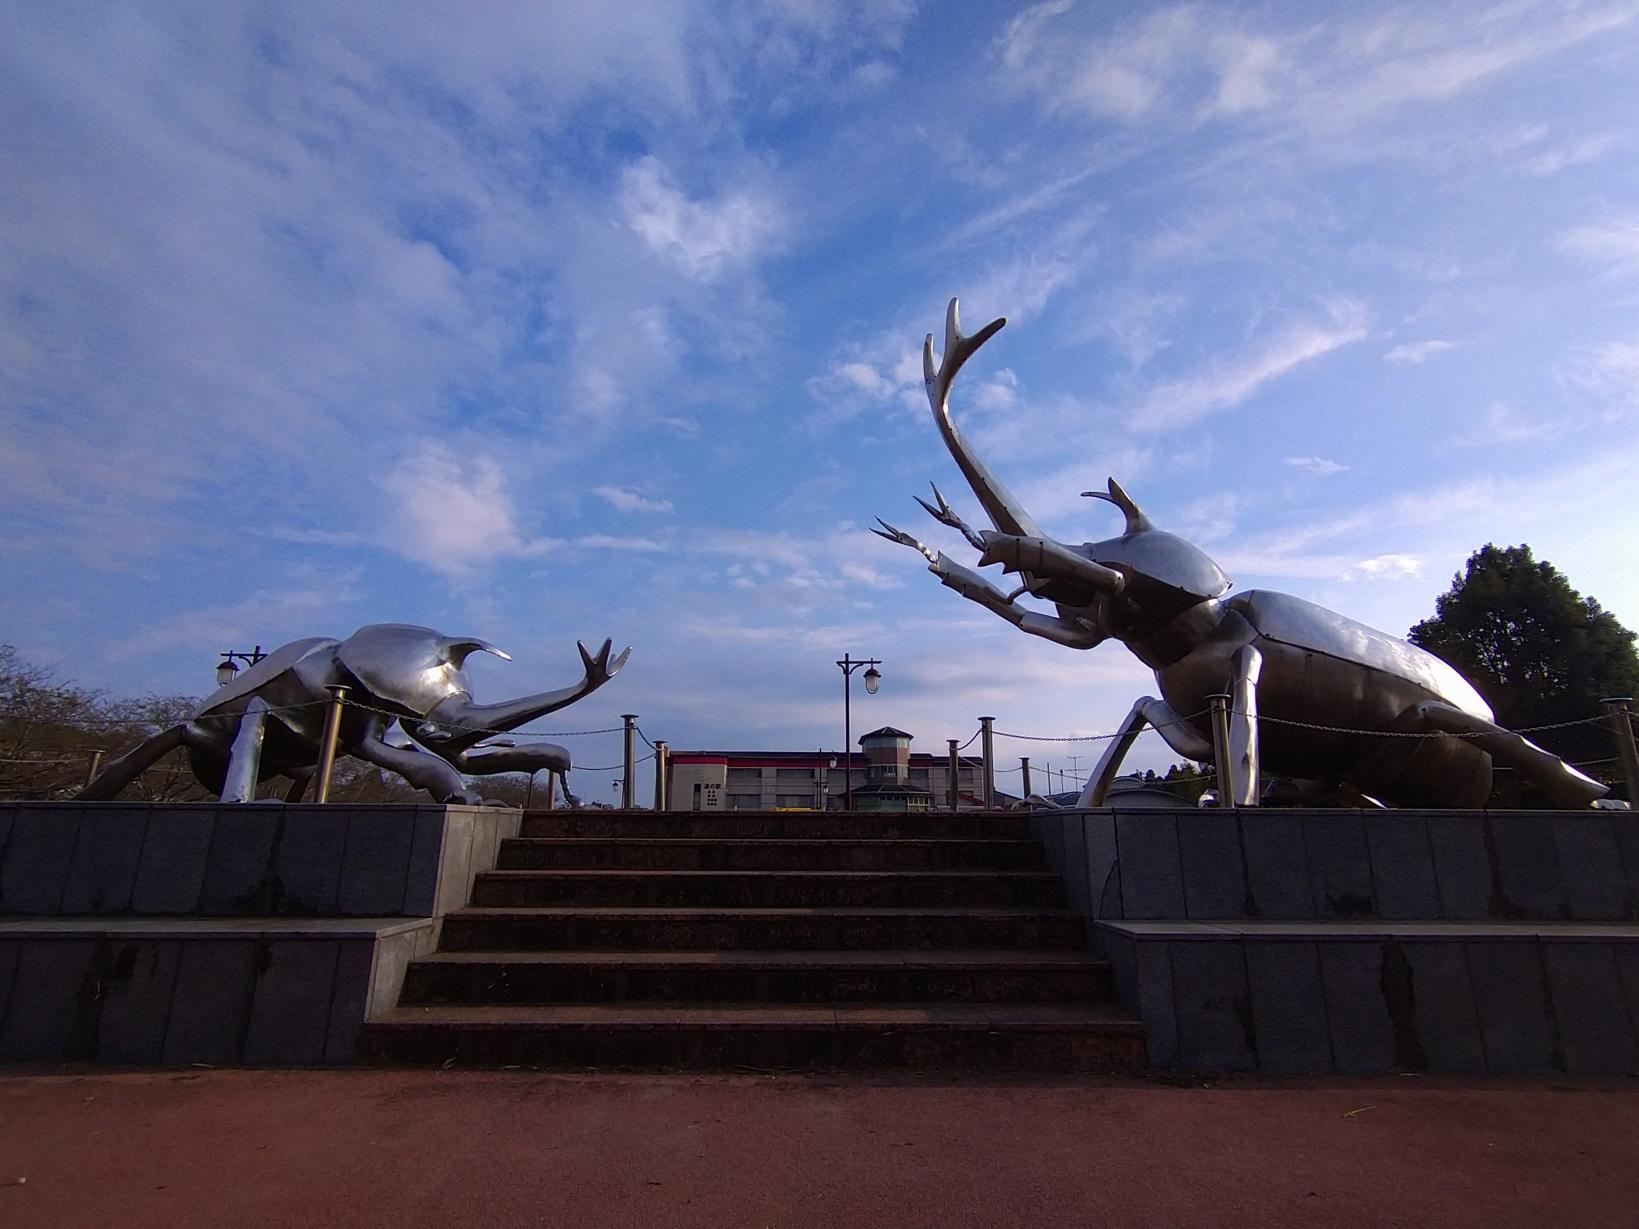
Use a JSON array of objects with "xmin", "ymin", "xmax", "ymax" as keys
[
  {"xmin": 80, "ymin": 624, "xmax": 630, "ymax": 806},
  {"xmin": 875, "ymin": 300, "xmax": 1607, "ymax": 809}
]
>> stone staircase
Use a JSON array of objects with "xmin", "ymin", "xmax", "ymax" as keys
[{"xmin": 360, "ymin": 809, "xmax": 1146, "ymax": 1072}]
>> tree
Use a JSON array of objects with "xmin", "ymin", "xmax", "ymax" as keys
[{"xmin": 1408, "ymin": 544, "xmax": 1639, "ymax": 796}]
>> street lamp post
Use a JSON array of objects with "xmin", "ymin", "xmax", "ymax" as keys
[
  {"xmin": 835, "ymin": 655, "xmax": 881, "ymax": 813},
  {"xmin": 215, "ymin": 646, "xmax": 266, "ymax": 687}
]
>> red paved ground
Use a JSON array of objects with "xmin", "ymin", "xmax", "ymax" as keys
[{"xmin": 1, "ymin": 1069, "xmax": 1635, "ymax": 1228}]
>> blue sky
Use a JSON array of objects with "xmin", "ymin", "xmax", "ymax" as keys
[{"xmin": 4, "ymin": 1, "xmax": 1638, "ymax": 801}]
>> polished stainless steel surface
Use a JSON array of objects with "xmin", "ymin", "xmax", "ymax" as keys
[
  {"xmin": 79, "ymin": 625, "xmax": 630, "ymax": 805},
  {"xmin": 876, "ymin": 298, "xmax": 1607, "ymax": 810}
]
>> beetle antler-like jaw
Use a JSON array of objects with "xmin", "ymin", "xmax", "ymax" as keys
[{"xmin": 920, "ymin": 297, "xmax": 1044, "ymax": 542}]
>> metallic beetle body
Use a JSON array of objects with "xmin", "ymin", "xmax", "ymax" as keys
[
  {"xmin": 79, "ymin": 624, "xmax": 630, "ymax": 805},
  {"xmin": 876, "ymin": 300, "xmax": 1605, "ymax": 809}
]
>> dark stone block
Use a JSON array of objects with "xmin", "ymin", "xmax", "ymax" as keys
[
  {"xmin": 162, "ymin": 940, "xmax": 258, "ymax": 1065},
  {"xmin": 1467, "ymin": 941, "xmax": 1558, "ymax": 1074},
  {"xmin": 132, "ymin": 808, "xmax": 214, "ymax": 913},
  {"xmin": 402, "ymin": 809, "xmax": 449, "ymax": 915},
  {"xmin": 337, "ymin": 811, "xmax": 415, "ymax": 915},
  {"xmin": 199, "ymin": 810, "xmax": 280, "ymax": 914},
  {"xmin": 1426, "ymin": 814, "xmax": 1494, "ymax": 920},
  {"xmin": 1102, "ymin": 929, "xmax": 1138, "ymax": 1013},
  {"xmin": 1114, "ymin": 812, "xmax": 1182, "ymax": 918},
  {"xmin": 1553, "ymin": 816, "xmax": 1633, "ymax": 921},
  {"xmin": 1304, "ymin": 813, "xmax": 1374, "ymax": 919},
  {"xmin": 1488, "ymin": 814, "xmax": 1567, "ymax": 920},
  {"xmin": 1033, "ymin": 813, "xmax": 1065, "ymax": 875},
  {"xmin": 1170, "ymin": 939, "xmax": 1254, "ymax": 1072},
  {"xmin": 1616, "ymin": 823, "xmax": 1639, "ymax": 912},
  {"xmin": 61, "ymin": 808, "xmax": 150, "ymax": 914},
  {"xmin": 1082, "ymin": 812, "xmax": 1121, "ymax": 918},
  {"xmin": 1134, "ymin": 940, "xmax": 1177, "ymax": 1068},
  {"xmin": 0, "ymin": 807, "xmax": 82, "ymax": 914},
  {"xmin": 271, "ymin": 808, "xmax": 347, "ymax": 915},
  {"xmin": 0, "ymin": 939, "xmax": 99, "ymax": 1061},
  {"xmin": 325, "ymin": 939, "xmax": 376, "ymax": 1064},
  {"xmin": 96, "ymin": 940, "xmax": 182, "ymax": 1064},
  {"xmin": 245, "ymin": 940, "xmax": 341, "ymax": 1065},
  {"xmin": 1543, "ymin": 944, "xmax": 1638, "ymax": 1075},
  {"xmin": 0, "ymin": 941, "xmax": 19, "ymax": 1022},
  {"xmin": 1364, "ymin": 815, "xmax": 1440, "ymax": 920},
  {"xmin": 1059, "ymin": 815, "xmax": 1091, "ymax": 914},
  {"xmin": 1400, "ymin": 942, "xmax": 1486, "ymax": 1073},
  {"xmin": 1318, "ymin": 942, "xmax": 1397, "ymax": 1074},
  {"xmin": 1176, "ymin": 812, "xmax": 1247, "ymax": 919},
  {"xmin": 1244, "ymin": 940, "xmax": 1331, "ymax": 1074},
  {"xmin": 1239, "ymin": 812, "xmax": 1310, "ymax": 919}
]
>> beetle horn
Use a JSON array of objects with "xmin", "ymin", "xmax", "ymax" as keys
[
  {"xmin": 443, "ymin": 638, "xmax": 512, "ymax": 665},
  {"xmin": 924, "ymin": 298, "xmax": 1043, "ymax": 540},
  {"xmin": 1080, "ymin": 477, "xmax": 1153, "ymax": 536}
]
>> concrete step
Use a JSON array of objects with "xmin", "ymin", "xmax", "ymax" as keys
[
  {"xmin": 399, "ymin": 949, "xmax": 1112, "ymax": 1006},
  {"xmin": 359, "ymin": 1002, "xmax": 1147, "ymax": 1072},
  {"xmin": 520, "ymin": 811, "xmax": 1031, "ymax": 841},
  {"xmin": 437, "ymin": 907, "xmax": 1089, "ymax": 952},
  {"xmin": 469, "ymin": 870, "xmax": 1064, "ymax": 909},
  {"xmin": 497, "ymin": 837, "xmax": 1047, "ymax": 872}
]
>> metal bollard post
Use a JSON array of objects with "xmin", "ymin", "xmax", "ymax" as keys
[
  {"xmin": 979, "ymin": 716, "xmax": 996, "ymax": 809},
  {"xmin": 314, "ymin": 685, "xmax": 349, "ymax": 804},
  {"xmin": 83, "ymin": 749, "xmax": 104, "ymax": 789},
  {"xmin": 1020, "ymin": 756, "xmax": 1032, "ymax": 799},
  {"xmin": 621, "ymin": 714, "xmax": 637, "ymax": 810},
  {"xmin": 947, "ymin": 739, "xmax": 960, "ymax": 811},
  {"xmin": 1602, "ymin": 697, "xmax": 1639, "ymax": 807},
  {"xmin": 1208, "ymin": 693, "xmax": 1235, "ymax": 808},
  {"xmin": 653, "ymin": 740, "xmax": 669, "ymax": 811},
  {"xmin": 544, "ymin": 771, "xmax": 558, "ymax": 811}
]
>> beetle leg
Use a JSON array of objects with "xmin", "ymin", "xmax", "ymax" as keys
[
  {"xmin": 1225, "ymin": 645, "xmax": 1263, "ymax": 807},
  {"xmin": 931, "ymin": 555, "xmax": 1105, "ymax": 648},
  {"xmin": 352, "ymin": 711, "xmax": 482, "ymax": 805},
  {"xmin": 1410, "ymin": 700, "xmax": 1607, "ymax": 808},
  {"xmin": 220, "ymin": 697, "xmax": 271, "ymax": 803},
  {"xmin": 78, "ymin": 720, "xmax": 212, "ymax": 800},
  {"xmin": 1081, "ymin": 697, "xmax": 1214, "ymax": 807}
]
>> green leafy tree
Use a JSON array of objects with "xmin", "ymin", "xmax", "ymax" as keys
[{"xmin": 1408, "ymin": 544, "xmax": 1639, "ymax": 796}]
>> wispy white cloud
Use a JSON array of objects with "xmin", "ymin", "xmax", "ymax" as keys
[
  {"xmin": 380, "ymin": 446, "xmax": 560, "ymax": 579},
  {"xmin": 1342, "ymin": 553, "xmax": 1424, "ymax": 581},
  {"xmin": 1384, "ymin": 339, "xmax": 1456, "ymax": 365},
  {"xmin": 1558, "ymin": 217, "xmax": 1639, "ymax": 273},
  {"xmin": 577, "ymin": 533, "xmax": 669, "ymax": 552},
  {"xmin": 619, "ymin": 156, "xmax": 784, "ymax": 282},
  {"xmin": 1285, "ymin": 456, "xmax": 1349, "ymax": 477},
  {"xmin": 593, "ymin": 485, "xmax": 675, "ymax": 514},
  {"xmin": 1135, "ymin": 301, "xmax": 1370, "ymax": 430}
]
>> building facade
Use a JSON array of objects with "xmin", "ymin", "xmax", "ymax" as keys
[{"xmin": 666, "ymin": 727, "xmax": 995, "ymax": 812}]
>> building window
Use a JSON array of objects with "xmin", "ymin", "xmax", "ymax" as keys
[
  {"xmin": 775, "ymin": 768, "xmax": 814, "ymax": 782},
  {"xmin": 726, "ymin": 793, "xmax": 761, "ymax": 810},
  {"xmin": 774, "ymin": 793, "xmax": 811, "ymax": 809},
  {"xmin": 727, "ymin": 768, "xmax": 761, "ymax": 782}
]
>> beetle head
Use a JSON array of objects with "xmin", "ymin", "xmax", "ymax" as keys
[
  {"xmin": 335, "ymin": 623, "xmax": 511, "ymax": 718},
  {"xmin": 1079, "ymin": 478, "xmax": 1230, "ymax": 615}
]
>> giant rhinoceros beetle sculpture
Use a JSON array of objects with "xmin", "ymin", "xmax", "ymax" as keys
[
  {"xmin": 875, "ymin": 299, "xmax": 1607, "ymax": 809},
  {"xmin": 79, "ymin": 624, "xmax": 630, "ymax": 806}
]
